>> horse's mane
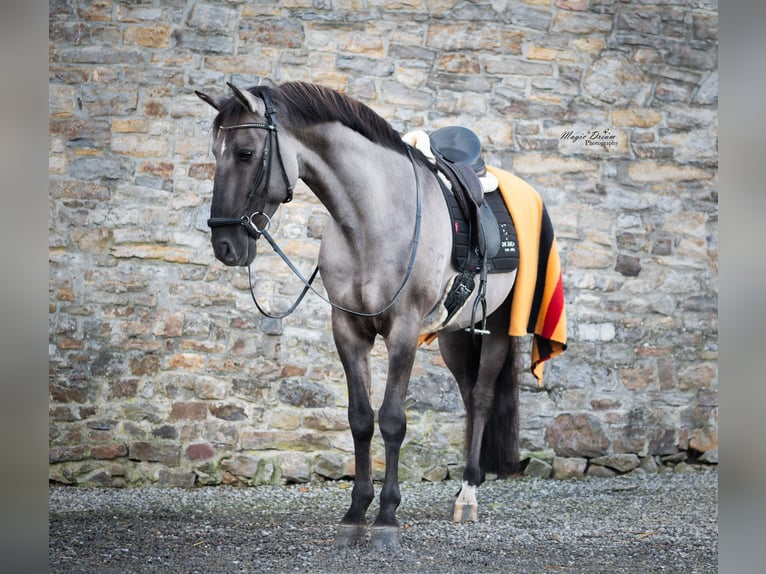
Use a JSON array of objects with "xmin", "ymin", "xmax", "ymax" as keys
[{"xmin": 214, "ymin": 81, "xmax": 434, "ymax": 168}]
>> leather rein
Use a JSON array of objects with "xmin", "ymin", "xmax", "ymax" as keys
[{"xmin": 206, "ymin": 91, "xmax": 423, "ymax": 319}]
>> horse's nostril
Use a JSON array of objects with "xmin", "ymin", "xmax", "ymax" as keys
[{"xmin": 215, "ymin": 239, "xmax": 238, "ymax": 265}]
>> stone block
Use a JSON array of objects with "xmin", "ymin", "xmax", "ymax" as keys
[
  {"xmin": 209, "ymin": 403, "xmax": 247, "ymax": 421},
  {"xmin": 221, "ymin": 454, "xmax": 261, "ymax": 478},
  {"xmin": 611, "ymin": 108, "xmax": 662, "ymax": 128},
  {"xmin": 111, "ymin": 134, "xmax": 169, "ymax": 157},
  {"xmin": 168, "ymin": 353, "xmax": 206, "ymax": 371},
  {"xmin": 620, "ymin": 366, "xmax": 654, "ymax": 391},
  {"xmin": 186, "ymin": 442, "xmax": 216, "ymax": 461},
  {"xmin": 152, "ymin": 312, "xmax": 185, "ymax": 338},
  {"xmin": 128, "ymin": 442, "xmax": 181, "ymax": 466},
  {"xmin": 314, "ymin": 452, "xmax": 353, "ymax": 480},
  {"xmin": 91, "ymin": 443, "xmax": 128, "ymax": 460},
  {"xmin": 279, "ymin": 451, "xmax": 311, "ymax": 483},
  {"xmin": 552, "ymin": 456, "xmax": 587, "ymax": 479},
  {"xmin": 698, "ymin": 449, "xmax": 718, "ymax": 464},
  {"xmin": 158, "ymin": 471, "xmax": 196, "ymax": 487},
  {"xmin": 70, "ymin": 155, "xmax": 134, "ymax": 181},
  {"xmin": 239, "ymin": 19, "xmax": 304, "ymax": 49},
  {"xmin": 123, "ymin": 25, "xmax": 171, "ymax": 48},
  {"xmin": 552, "ymin": 11, "xmax": 613, "ymax": 34},
  {"xmin": 577, "ymin": 323, "xmax": 615, "ymax": 342},
  {"xmin": 194, "ymin": 378, "xmax": 228, "ymax": 400},
  {"xmin": 344, "ymin": 32, "xmax": 384, "ymax": 57},
  {"xmin": 107, "ymin": 379, "xmax": 139, "ymax": 400},
  {"xmin": 428, "ymin": 72, "xmax": 492, "ymax": 92},
  {"xmin": 657, "ymin": 358, "xmax": 676, "ymax": 390},
  {"xmin": 677, "ymin": 362, "xmax": 716, "ymax": 391},
  {"xmin": 303, "ymin": 410, "xmax": 349, "ymax": 431},
  {"xmin": 546, "ymin": 413, "xmax": 610, "ymax": 458},
  {"xmin": 583, "ymin": 54, "xmax": 651, "ymax": 105},
  {"xmin": 586, "ymin": 464, "xmax": 617, "ymax": 478},
  {"xmin": 512, "ymin": 153, "xmax": 597, "ymax": 175},
  {"xmin": 627, "ymin": 162, "xmax": 714, "ymax": 183},
  {"xmin": 693, "ymin": 71, "xmax": 717, "ymax": 105},
  {"xmin": 427, "ymin": 23, "xmax": 523, "ymax": 53},
  {"xmin": 484, "ymin": 57, "xmax": 553, "ymax": 76},
  {"xmin": 615, "ymin": 254, "xmax": 642, "ymax": 277},
  {"xmin": 278, "ymin": 379, "xmax": 335, "ymax": 408},
  {"xmin": 187, "ymin": 3, "xmax": 239, "ymax": 33},
  {"xmin": 568, "ymin": 243, "xmax": 613, "ymax": 269},
  {"xmin": 689, "ymin": 426, "xmax": 717, "ymax": 453},
  {"xmin": 241, "ymin": 431, "xmax": 332, "ymax": 451},
  {"xmin": 152, "ymin": 425, "xmax": 178, "ymax": 440},
  {"xmin": 591, "ymin": 453, "xmax": 640, "ymax": 473},
  {"xmin": 169, "ymin": 401, "xmax": 208, "ymax": 421},
  {"xmin": 172, "ymin": 30, "xmax": 234, "ymax": 54},
  {"xmin": 524, "ymin": 457, "xmax": 552, "ymax": 478},
  {"xmin": 49, "ymin": 445, "xmax": 89, "ymax": 463}
]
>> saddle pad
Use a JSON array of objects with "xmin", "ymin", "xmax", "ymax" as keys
[{"xmin": 445, "ymin": 190, "xmax": 519, "ymax": 274}]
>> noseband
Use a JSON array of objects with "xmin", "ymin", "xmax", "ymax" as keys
[
  {"xmin": 206, "ymin": 89, "xmax": 423, "ymax": 319},
  {"xmin": 206, "ymin": 90, "xmax": 293, "ymax": 236}
]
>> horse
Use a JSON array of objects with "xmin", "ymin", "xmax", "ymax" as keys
[{"xmin": 195, "ymin": 81, "xmax": 530, "ymax": 550}]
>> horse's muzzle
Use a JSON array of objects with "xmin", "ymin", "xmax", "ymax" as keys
[{"xmin": 212, "ymin": 230, "xmax": 255, "ymax": 266}]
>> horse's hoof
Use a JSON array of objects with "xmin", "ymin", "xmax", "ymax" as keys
[
  {"xmin": 370, "ymin": 526, "xmax": 400, "ymax": 550},
  {"xmin": 453, "ymin": 481, "xmax": 479, "ymax": 522},
  {"xmin": 452, "ymin": 499, "xmax": 478, "ymax": 523},
  {"xmin": 334, "ymin": 524, "xmax": 366, "ymax": 547}
]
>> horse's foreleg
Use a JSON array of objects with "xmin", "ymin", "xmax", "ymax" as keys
[
  {"xmin": 332, "ymin": 315, "xmax": 376, "ymax": 547},
  {"xmin": 370, "ymin": 331, "xmax": 419, "ymax": 549}
]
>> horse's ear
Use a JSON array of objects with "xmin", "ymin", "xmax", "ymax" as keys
[
  {"xmin": 195, "ymin": 90, "xmax": 226, "ymax": 111},
  {"xmin": 227, "ymin": 83, "xmax": 264, "ymax": 116}
]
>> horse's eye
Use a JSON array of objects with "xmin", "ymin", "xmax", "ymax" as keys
[{"xmin": 238, "ymin": 150, "xmax": 254, "ymax": 162}]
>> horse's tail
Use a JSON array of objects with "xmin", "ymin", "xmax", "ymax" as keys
[{"xmin": 478, "ymin": 336, "xmax": 520, "ymax": 478}]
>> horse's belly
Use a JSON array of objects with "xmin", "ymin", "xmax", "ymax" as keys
[{"xmin": 420, "ymin": 269, "xmax": 517, "ymax": 335}]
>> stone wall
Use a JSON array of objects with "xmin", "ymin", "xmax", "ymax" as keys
[{"xmin": 49, "ymin": 0, "xmax": 718, "ymax": 486}]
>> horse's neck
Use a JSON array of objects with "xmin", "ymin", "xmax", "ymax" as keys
[{"xmin": 297, "ymin": 125, "xmax": 415, "ymax": 232}]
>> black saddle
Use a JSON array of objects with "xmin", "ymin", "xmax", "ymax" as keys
[
  {"xmin": 430, "ymin": 126, "xmax": 518, "ymax": 334},
  {"xmin": 430, "ymin": 126, "xmax": 499, "ymax": 262}
]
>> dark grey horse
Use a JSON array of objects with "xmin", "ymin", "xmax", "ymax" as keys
[{"xmin": 196, "ymin": 81, "xmax": 523, "ymax": 549}]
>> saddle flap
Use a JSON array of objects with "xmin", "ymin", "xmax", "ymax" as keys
[{"xmin": 433, "ymin": 153, "xmax": 485, "ymax": 212}]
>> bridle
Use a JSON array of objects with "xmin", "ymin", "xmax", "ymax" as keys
[
  {"xmin": 207, "ymin": 90, "xmax": 293, "ymax": 234},
  {"xmin": 206, "ymin": 90, "xmax": 422, "ymax": 319}
]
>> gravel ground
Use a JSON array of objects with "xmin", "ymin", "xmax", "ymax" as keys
[{"xmin": 49, "ymin": 468, "xmax": 717, "ymax": 573}]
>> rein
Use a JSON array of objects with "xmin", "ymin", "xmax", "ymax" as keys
[{"xmin": 207, "ymin": 91, "xmax": 423, "ymax": 319}]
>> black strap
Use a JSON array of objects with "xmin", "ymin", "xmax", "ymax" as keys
[{"xmin": 243, "ymin": 148, "xmax": 423, "ymax": 319}]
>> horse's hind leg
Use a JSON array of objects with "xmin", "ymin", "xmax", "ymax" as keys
[
  {"xmin": 331, "ymin": 313, "xmax": 376, "ymax": 547},
  {"xmin": 438, "ymin": 301, "xmax": 515, "ymax": 522},
  {"xmin": 437, "ymin": 329, "xmax": 483, "ymax": 521}
]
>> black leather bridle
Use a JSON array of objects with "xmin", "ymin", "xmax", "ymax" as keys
[
  {"xmin": 206, "ymin": 90, "xmax": 423, "ymax": 320},
  {"xmin": 207, "ymin": 90, "xmax": 293, "ymax": 237}
]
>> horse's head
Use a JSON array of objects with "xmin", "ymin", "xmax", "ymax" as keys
[{"xmin": 196, "ymin": 83, "xmax": 296, "ymax": 266}]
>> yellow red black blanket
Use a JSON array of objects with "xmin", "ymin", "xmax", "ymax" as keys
[{"xmin": 486, "ymin": 165, "xmax": 567, "ymax": 383}]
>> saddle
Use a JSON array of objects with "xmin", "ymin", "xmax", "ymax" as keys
[{"xmin": 430, "ymin": 126, "xmax": 518, "ymax": 334}]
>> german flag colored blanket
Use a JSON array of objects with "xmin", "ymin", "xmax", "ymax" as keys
[{"xmin": 486, "ymin": 165, "xmax": 567, "ymax": 383}]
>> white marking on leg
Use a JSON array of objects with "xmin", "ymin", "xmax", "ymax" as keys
[
  {"xmin": 456, "ymin": 480, "xmax": 477, "ymax": 507},
  {"xmin": 453, "ymin": 480, "xmax": 479, "ymax": 522}
]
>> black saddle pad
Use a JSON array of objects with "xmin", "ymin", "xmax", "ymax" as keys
[{"xmin": 444, "ymin": 190, "xmax": 519, "ymax": 274}]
